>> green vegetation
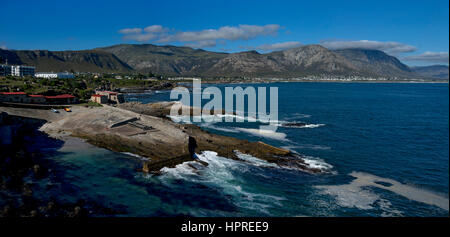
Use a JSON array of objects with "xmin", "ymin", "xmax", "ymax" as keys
[{"xmin": 0, "ymin": 75, "xmax": 171, "ymax": 102}]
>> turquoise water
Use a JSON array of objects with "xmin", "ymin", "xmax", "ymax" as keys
[{"xmin": 36, "ymin": 82, "xmax": 449, "ymax": 216}]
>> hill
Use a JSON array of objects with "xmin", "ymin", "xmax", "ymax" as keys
[
  {"xmin": 1, "ymin": 44, "xmax": 438, "ymax": 79},
  {"xmin": 412, "ymin": 65, "xmax": 449, "ymax": 79},
  {"xmin": 0, "ymin": 49, "xmax": 132, "ymax": 73},
  {"xmin": 97, "ymin": 44, "xmax": 418, "ymax": 78}
]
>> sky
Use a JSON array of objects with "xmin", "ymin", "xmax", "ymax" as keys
[{"xmin": 0, "ymin": 0, "xmax": 448, "ymax": 66}]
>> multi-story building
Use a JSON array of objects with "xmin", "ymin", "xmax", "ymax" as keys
[
  {"xmin": 0, "ymin": 65, "xmax": 12, "ymax": 76},
  {"xmin": 11, "ymin": 65, "xmax": 35, "ymax": 77},
  {"xmin": 35, "ymin": 72, "xmax": 75, "ymax": 79}
]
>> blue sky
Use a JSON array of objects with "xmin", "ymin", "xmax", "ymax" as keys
[{"xmin": 1, "ymin": 0, "xmax": 448, "ymax": 65}]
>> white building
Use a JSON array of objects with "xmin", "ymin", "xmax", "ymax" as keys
[
  {"xmin": 11, "ymin": 65, "xmax": 35, "ymax": 77},
  {"xmin": 35, "ymin": 72, "xmax": 75, "ymax": 79}
]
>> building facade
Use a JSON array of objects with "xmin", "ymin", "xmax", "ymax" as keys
[
  {"xmin": 0, "ymin": 92, "xmax": 77, "ymax": 104},
  {"xmin": 28, "ymin": 95, "xmax": 46, "ymax": 103},
  {"xmin": 11, "ymin": 65, "xmax": 35, "ymax": 77},
  {"xmin": 0, "ymin": 92, "xmax": 29, "ymax": 103},
  {"xmin": 35, "ymin": 72, "xmax": 75, "ymax": 79},
  {"xmin": 0, "ymin": 65, "xmax": 12, "ymax": 76},
  {"xmin": 95, "ymin": 91, "xmax": 125, "ymax": 104},
  {"xmin": 44, "ymin": 94, "xmax": 77, "ymax": 104},
  {"xmin": 90, "ymin": 94, "xmax": 108, "ymax": 104}
]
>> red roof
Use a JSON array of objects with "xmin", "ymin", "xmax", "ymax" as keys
[
  {"xmin": 44, "ymin": 94, "xmax": 75, "ymax": 99},
  {"xmin": 0, "ymin": 92, "xmax": 27, "ymax": 95},
  {"xmin": 91, "ymin": 94, "xmax": 103, "ymax": 97},
  {"xmin": 98, "ymin": 91, "xmax": 118, "ymax": 95},
  {"xmin": 29, "ymin": 95, "xmax": 44, "ymax": 97}
]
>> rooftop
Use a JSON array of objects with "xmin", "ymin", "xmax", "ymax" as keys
[
  {"xmin": 44, "ymin": 94, "xmax": 75, "ymax": 99},
  {"xmin": 0, "ymin": 92, "xmax": 27, "ymax": 95}
]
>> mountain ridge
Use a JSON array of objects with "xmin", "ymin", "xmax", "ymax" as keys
[
  {"xmin": 1, "ymin": 44, "xmax": 445, "ymax": 80},
  {"xmin": 0, "ymin": 49, "xmax": 132, "ymax": 73},
  {"xmin": 412, "ymin": 65, "xmax": 449, "ymax": 79}
]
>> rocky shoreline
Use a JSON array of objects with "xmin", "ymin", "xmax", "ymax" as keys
[{"xmin": 1, "ymin": 102, "xmax": 325, "ymax": 175}]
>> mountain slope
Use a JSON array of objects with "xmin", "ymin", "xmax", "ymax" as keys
[
  {"xmin": 97, "ymin": 44, "xmax": 370, "ymax": 77},
  {"xmin": 98, "ymin": 44, "xmax": 418, "ymax": 78},
  {"xmin": 333, "ymin": 48, "xmax": 416, "ymax": 78},
  {"xmin": 1, "ymin": 44, "xmax": 429, "ymax": 79},
  {"xmin": 0, "ymin": 49, "xmax": 132, "ymax": 73},
  {"xmin": 267, "ymin": 45, "xmax": 364, "ymax": 76},
  {"xmin": 412, "ymin": 65, "xmax": 449, "ymax": 79},
  {"xmin": 96, "ymin": 44, "xmax": 227, "ymax": 75}
]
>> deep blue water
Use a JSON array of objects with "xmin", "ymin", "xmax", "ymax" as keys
[{"xmin": 35, "ymin": 82, "xmax": 449, "ymax": 216}]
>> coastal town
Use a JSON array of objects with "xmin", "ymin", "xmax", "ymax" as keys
[{"xmin": 0, "ymin": 62, "xmax": 147, "ymax": 108}]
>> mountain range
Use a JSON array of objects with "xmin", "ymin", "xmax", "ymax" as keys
[
  {"xmin": 1, "ymin": 44, "xmax": 448, "ymax": 80},
  {"xmin": 411, "ymin": 65, "xmax": 449, "ymax": 79}
]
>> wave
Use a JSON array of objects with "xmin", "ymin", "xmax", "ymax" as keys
[
  {"xmin": 300, "ymin": 124, "xmax": 325, "ymax": 128},
  {"xmin": 278, "ymin": 122, "xmax": 325, "ymax": 128},
  {"xmin": 316, "ymin": 172, "xmax": 449, "ymax": 214},
  {"xmin": 159, "ymin": 151, "xmax": 286, "ymax": 214},
  {"xmin": 234, "ymin": 151, "xmax": 279, "ymax": 168},
  {"xmin": 235, "ymin": 127, "xmax": 288, "ymax": 141},
  {"xmin": 301, "ymin": 156, "xmax": 334, "ymax": 171},
  {"xmin": 168, "ymin": 112, "xmax": 326, "ymax": 132}
]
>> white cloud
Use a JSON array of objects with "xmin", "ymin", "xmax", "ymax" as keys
[
  {"xmin": 118, "ymin": 24, "xmax": 281, "ymax": 47},
  {"xmin": 166, "ymin": 24, "xmax": 279, "ymax": 42},
  {"xmin": 321, "ymin": 40, "xmax": 417, "ymax": 54},
  {"xmin": 402, "ymin": 52, "xmax": 449, "ymax": 63},
  {"xmin": 122, "ymin": 33, "xmax": 157, "ymax": 42},
  {"xmin": 0, "ymin": 45, "xmax": 7, "ymax": 50},
  {"xmin": 184, "ymin": 40, "xmax": 217, "ymax": 48},
  {"xmin": 255, "ymin": 41, "xmax": 302, "ymax": 51},
  {"xmin": 144, "ymin": 25, "xmax": 168, "ymax": 33},
  {"xmin": 118, "ymin": 28, "xmax": 142, "ymax": 34}
]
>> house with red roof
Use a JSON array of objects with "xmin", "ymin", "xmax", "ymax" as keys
[
  {"xmin": 95, "ymin": 91, "xmax": 125, "ymax": 104},
  {"xmin": 28, "ymin": 94, "xmax": 46, "ymax": 103},
  {"xmin": 0, "ymin": 92, "xmax": 77, "ymax": 104},
  {"xmin": 90, "ymin": 94, "xmax": 108, "ymax": 104},
  {"xmin": 0, "ymin": 92, "xmax": 29, "ymax": 103},
  {"xmin": 44, "ymin": 94, "xmax": 77, "ymax": 104}
]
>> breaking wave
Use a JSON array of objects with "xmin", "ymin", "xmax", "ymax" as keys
[
  {"xmin": 159, "ymin": 151, "xmax": 287, "ymax": 214},
  {"xmin": 235, "ymin": 128, "xmax": 288, "ymax": 141},
  {"xmin": 277, "ymin": 122, "xmax": 325, "ymax": 128},
  {"xmin": 302, "ymin": 156, "xmax": 334, "ymax": 171}
]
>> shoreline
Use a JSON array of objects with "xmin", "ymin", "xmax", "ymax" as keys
[
  {"xmin": 113, "ymin": 79, "xmax": 449, "ymax": 95},
  {"xmin": 1, "ymin": 104, "xmax": 325, "ymax": 174},
  {"xmin": 198, "ymin": 79, "xmax": 449, "ymax": 84}
]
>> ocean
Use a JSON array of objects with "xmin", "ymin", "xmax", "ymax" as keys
[{"xmin": 32, "ymin": 82, "xmax": 449, "ymax": 216}]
